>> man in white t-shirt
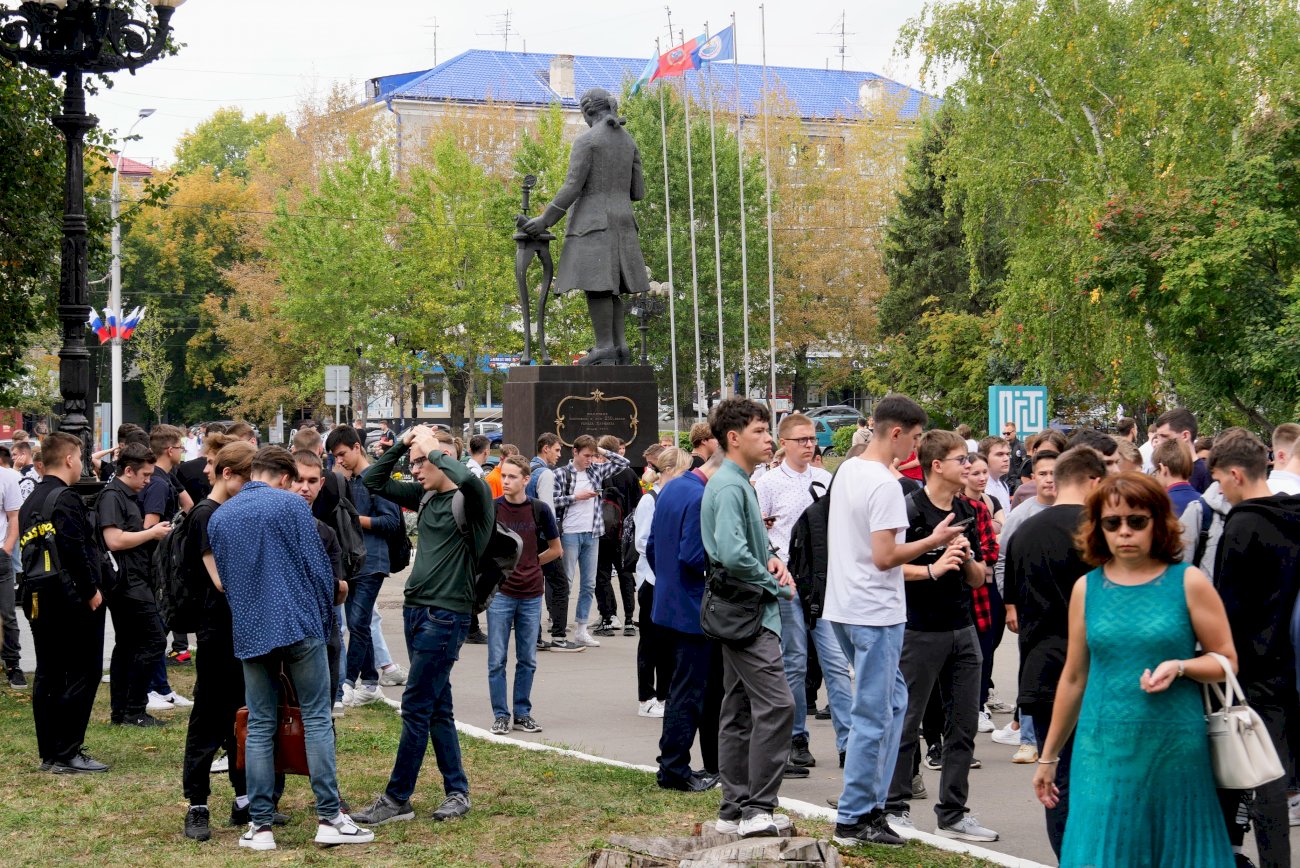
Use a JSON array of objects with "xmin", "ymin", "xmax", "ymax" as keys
[
  {"xmin": 1267, "ymin": 423, "xmax": 1300, "ymax": 495},
  {"xmin": 0, "ymin": 447, "xmax": 23, "ymax": 687},
  {"xmin": 756, "ymin": 413, "xmax": 852, "ymax": 772},
  {"xmin": 465, "ymin": 435, "xmax": 490, "ymax": 478},
  {"xmin": 826, "ymin": 395, "xmax": 964, "ymax": 850}
]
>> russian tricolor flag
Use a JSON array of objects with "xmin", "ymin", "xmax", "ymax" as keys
[
  {"xmin": 119, "ymin": 306, "xmax": 146, "ymax": 340},
  {"xmin": 88, "ymin": 308, "xmax": 110, "ymax": 343}
]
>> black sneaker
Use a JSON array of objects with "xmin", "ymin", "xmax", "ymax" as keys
[
  {"xmin": 814, "ymin": 705, "xmax": 832, "ymax": 720},
  {"xmin": 229, "ymin": 800, "xmax": 289, "ymax": 827},
  {"xmin": 430, "ymin": 792, "xmax": 470, "ymax": 821},
  {"xmin": 782, "ymin": 763, "xmax": 810, "ymax": 779},
  {"xmin": 464, "ymin": 631, "xmax": 488, "ymax": 645},
  {"xmin": 924, "ymin": 744, "xmax": 942, "ymax": 771},
  {"xmin": 513, "ymin": 715, "xmax": 543, "ymax": 733},
  {"xmin": 185, "ymin": 805, "xmax": 212, "ymax": 841},
  {"xmin": 351, "ymin": 792, "xmax": 415, "ymax": 825},
  {"xmin": 623, "ymin": 624, "xmax": 637, "ymax": 636},
  {"xmin": 789, "ymin": 734, "xmax": 815, "ymax": 768},
  {"xmin": 833, "ymin": 810, "xmax": 905, "ymax": 849},
  {"xmin": 6, "ymin": 667, "xmax": 27, "ymax": 689},
  {"xmin": 548, "ymin": 638, "xmax": 586, "ymax": 652},
  {"xmin": 593, "ymin": 619, "xmax": 616, "ymax": 637},
  {"xmin": 117, "ymin": 713, "xmax": 167, "ymax": 728},
  {"xmin": 536, "ymin": 638, "xmax": 550, "ymax": 651},
  {"xmin": 490, "ymin": 715, "xmax": 511, "ymax": 735}
]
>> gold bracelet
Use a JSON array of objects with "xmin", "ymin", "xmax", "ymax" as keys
[{"xmin": 1036, "ymin": 757, "xmax": 1060, "ymax": 764}]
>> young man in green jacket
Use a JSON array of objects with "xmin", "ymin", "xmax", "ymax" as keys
[
  {"xmin": 700, "ymin": 398, "xmax": 796, "ymax": 839},
  {"xmin": 353, "ymin": 425, "xmax": 494, "ymax": 826}
]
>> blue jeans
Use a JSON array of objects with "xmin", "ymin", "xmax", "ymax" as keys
[
  {"xmin": 1033, "ymin": 721, "xmax": 1072, "ymax": 858},
  {"xmin": 345, "ymin": 572, "xmax": 385, "ymax": 686},
  {"xmin": 831, "ymin": 621, "xmax": 907, "ymax": 825},
  {"xmin": 486, "ymin": 594, "xmax": 542, "ymax": 719},
  {"xmin": 561, "ymin": 531, "xmax": 599, "ymax": 627},
  {"xmin": 387, "ymin": 606, "xmax": 470, "ymax": 803},
  {"xmin": 811, "ymin": 618, "xmax": 854, "ymax": 754},
  {"xmin": 371, "ymin": 605, "xmax": 393, "ymax": 668},
  {"xmin": 242, "ymin": 637, "xmax": 338, "ymax": 825},
  {"xmin": 778, "ymin": 596, "xmax": 810, "ymax": 738},
  {"xmin": 1021, "ymin": 713, "xmax": 1037, "ymax": 745},
  {"xmin": 334, "ymin": 605, "xmax": 346, "ymax": 702}
]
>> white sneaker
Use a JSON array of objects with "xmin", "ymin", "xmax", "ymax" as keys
[
  {"xmin": 1012, "ymin": 744, "xmax": 1039, "ymax": 764},
  {"xmin": 239, "ymin": 823, "xmax": 276, "ymax": 851},
  {"xmin": 344, "ymin": 683, "xmax": 382, "ymax": 707},
  {"xmin": 163, "ymin": 691, "xmax": 193, "ymax": 707},
  {"xmin": 146, "ymin": 691, "xmax": 175, "ymax": 712},
  {"xmin": 638, "ymin": 699, "xmax": 664, "ymax": 718},
  {"xmin": 332, "ymin": 701, "xmax": 344, "ymax": 719},
  {"xmin": 886, "ymin": 811, "xmax": 915, "ymax": 832},
  {"xmin": 314, "ymin": 813, "xmax": 374, "ymax": 846},
  {"xmin": 1287, "ymin": 794, "xmax": 1299, "ymax": 826},
  {"xmin": 738, "ymin": 813, "xmax": 778, "ymax": 838},
  {"xmin": 653, "ymin": 698, "xmax": 667, "ymax": 715},
  {"xmin": 211, "ymin": 753, "xmax": 229, "ymax": 773},
  {"xmin": 574, "ymin": 628, "xmax": 600, "ymax": 648},
  {"xmin": 937, "ymin": 815, "xmax": 998, "ymax": 842},
  {"xmin": 985, "ymin": 690, "xmax": 1015, "ymax": 713},
  {"xmin": 100, "ymin": 673, "xmax": 110, "ymax": 684},
  {"xmin": 717, "ymin": 813, "xmax": 787, "ymax": 834},
  {"xmin": 990, "ymin": 721, "xmax": 1021, "ymax": 746},
  {"xmin": 977, "ymin": 710, "xmax": 994, "ymax": 733},
  {"xmin": 378, "ymin": 663, "xmax": 408, "ymax": 686}
]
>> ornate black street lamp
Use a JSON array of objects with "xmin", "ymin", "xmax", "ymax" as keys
[
  {"xmin": 0, "ymin": 0, "xmax": 184, "ymax": 483},
  {"xmin": 628, "ymin": 284, "xmax": 667, "ymax": 367}
]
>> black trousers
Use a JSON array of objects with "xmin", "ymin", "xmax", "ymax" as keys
[
  {"xmin": 656, "ymin": 627, "xmax": 722, "ymax": 786},
  {"xmin": 542, "ymin": 559, "xmax": 570, "ymax": 638},
  {"xmin": 595, "ymin": 535, "xmax": 635, "ymax": 622},
  {"xmin": 977, "ymin": 581, "xmax": 1006, "ymax": 708},
  {"xmin": 1024, "ymin": 700, "xmax": 1072, "ymax": 859},
  {"xmin": 182, "ymin": 624, "xmax": 247, "ymax": 805},
  {"xmin": 636, "ymin": 584, "xmax": 672, "ymax": 702},
  {"xmin": 107, "ymin": 588, "xmax": 165, "ymax": 720},
  {"xmin": 24, "ymin": 585, "xmax": 105, "ymax": 763}
]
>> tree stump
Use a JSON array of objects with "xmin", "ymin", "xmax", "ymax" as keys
[{"xmin": 589, "ymin": 821, "xmax": 841, "ymax": 868}]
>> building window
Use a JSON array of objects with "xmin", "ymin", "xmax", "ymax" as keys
[{"xmin": 423, "ymin": 374, "xmax": 446, "ymax": 409}]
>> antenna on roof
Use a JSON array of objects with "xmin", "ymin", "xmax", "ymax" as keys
[
  {"xmin": 665, "ymin": 5, "xmax": 674, "ymax": 46},
  {"xmin": 818, "ymin": 10, "xmax": 855, "ymax": 72},
  {"xmin": 423, "ymin": 16, "xmax": 439, "ymax": 66},
  {"xmin": 478, "ymin": 10, "xmax": 515, "ymax": 52}
]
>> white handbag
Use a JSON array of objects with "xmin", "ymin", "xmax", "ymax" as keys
[{"xmin": 1202, "ymin": 651, "xmax": 1285, "ymax": 790}]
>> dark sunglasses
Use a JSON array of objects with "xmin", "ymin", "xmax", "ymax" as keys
[{"xmin": 1100, "ymin": 514, "xmax": 1151, "ymax": 532}]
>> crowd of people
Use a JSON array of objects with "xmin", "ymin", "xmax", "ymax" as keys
[{"xmin": 5, "ymin": 399, "xmax": 1300, "ymax": 863}]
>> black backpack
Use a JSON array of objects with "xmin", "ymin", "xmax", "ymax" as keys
[
  {"xmin": 18, "ymin": 484, "xmax": 67, "ymax": 600},
  {"xmin": 152, "ymin": 505, "xmax": 202, "ymax": 633},
  {"xmin": 338, "ymin": 468, "xmax": 408, "ymax": 573},
  {"xmin": 621, "ymin": 489, "xmax": 657, "ymax": 575},
  {"xmin": 423, "ymin": 488, "xmax": 524, "ymax": 614},
  {"xmin": 786, "ymin": 479, "xmax": 830, "ymax": 627}
]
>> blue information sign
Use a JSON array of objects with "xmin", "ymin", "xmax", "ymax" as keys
[{"xmin": 988, "ymin": 386, "xmax": 1048, "ymax": 436}]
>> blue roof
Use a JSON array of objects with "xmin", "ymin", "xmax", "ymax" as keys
[{"xmin": 370, "ymin": 49, "xmax": 933, "ymax": 122}]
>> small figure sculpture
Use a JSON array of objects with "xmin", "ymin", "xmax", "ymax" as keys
[{"xmin": 521, "ymin": 87, "xmax": 651, "ymax": 365}]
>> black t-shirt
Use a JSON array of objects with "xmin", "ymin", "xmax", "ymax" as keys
[
  {"xmin": 902, "ymin": 488, "xmax": 984, "ymax": 632},
  {"xmin": 139, "ymin": 466, "xmax": 181, "ymax": 522},
  {"xmin": 1004, "ymin": 504, "xmax": 1089, "ymax": 709},
  {"xmin": 690, "ymin": 454, "xmax": 705, "ymax": 470},
  {"xmin": 186, "ymin": 497, "xmax": 229, "ymax": 630},
  {"xmin": 898, "ymin": 477, "xmax": 922, "ymax": 498},
  {"xmin": 176, "ymin": 456, "xmax": 211, "ymax": 504},
  {"xmin": 494, "ymin": 497, "xmax": 559, "ymax": 598},
  {"xmin": 96, "ymin": 478, "xmax": 154, "ymax": 600}
]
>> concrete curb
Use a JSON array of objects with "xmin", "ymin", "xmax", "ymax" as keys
[{"xmin": 455, "ymin": 721, "xmax": 1050, "ymax": 868}]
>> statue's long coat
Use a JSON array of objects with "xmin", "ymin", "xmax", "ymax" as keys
[{"xmin": 546, "ymin": 119, "xmax": 651, "ymax": 297}]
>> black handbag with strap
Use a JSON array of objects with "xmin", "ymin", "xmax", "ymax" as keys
[{"xmin": 700, "ymin": 561, "xmax": 773, "ymax": 648}]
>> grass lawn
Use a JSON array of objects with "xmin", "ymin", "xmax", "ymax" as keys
[{"xmin": 0, "ymin": 667, "xmax": 992, "ymax": 867}]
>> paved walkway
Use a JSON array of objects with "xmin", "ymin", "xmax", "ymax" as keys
[{"xmin": 17, "ymin": 571, "xmax": 1291, "ymax": 866}]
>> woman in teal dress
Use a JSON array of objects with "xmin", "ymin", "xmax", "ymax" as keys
[{"xmin": 1032, "ymin": 472, "xmax": 1237, "ymax": 867}]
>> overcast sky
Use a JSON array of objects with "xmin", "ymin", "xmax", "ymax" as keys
[{"xmin": 81, "ymin": 0, "xmax": 932, "ymax": 167}]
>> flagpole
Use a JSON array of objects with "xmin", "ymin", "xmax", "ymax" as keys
[
  {"xmin": 679, "ymin": 29, "xmax": 705, "ymax": 420},
  {"xmin": 704, "ymin": 21, "xmax": 726, "ymax": 401},
  {"xmin": 656, "ymin": 40, "xmax": 681, "ymax": 442},
  {"xmin": 760, "ymin": 3, "xmax": 777, "ymax": 416},
  {"xmin": 732, "ymin": 11, "xmax": 750, "ymax": 398}
]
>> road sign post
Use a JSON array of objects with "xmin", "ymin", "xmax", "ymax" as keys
[{"xmin": 325, "ymin": 365, "xmax": 351, "ymax": 425}]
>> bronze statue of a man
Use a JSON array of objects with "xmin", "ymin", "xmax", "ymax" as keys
[{"xmin": 522, "ymin": 87, "xmax": 651, "ymax": 365}]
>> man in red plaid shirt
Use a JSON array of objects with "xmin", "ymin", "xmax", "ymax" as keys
[{"xmin": 882, "ymin": 430, "xmax": 998, "ymax": 843}]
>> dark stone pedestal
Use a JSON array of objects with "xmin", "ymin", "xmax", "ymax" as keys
[{"xmin": 504, "ymin": 365, "xmax": 658, "ymax": 465}]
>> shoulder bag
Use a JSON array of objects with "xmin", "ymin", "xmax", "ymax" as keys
[
  {"xmin": 235, "ymin": 665, "xmax": 311, "ymax": 776},
  {"xmin": 1202, "ymin": 651, "xmax": 1285, "ymax": 790}
]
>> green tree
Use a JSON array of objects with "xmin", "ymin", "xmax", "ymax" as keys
[
  {"xmin": 880, "ymin": 104, "xmax": 1006, "ymax": 338},
  {"xmin": 130, "ymin": 314, "xmax": 173, "ymax": 423},
  {"xmin": 174, "ymin": 107, "xmax": 289, "ymax": 180},
  {"xmin": 900, "ymin": 0, "xmax": 1300, "ymax": 421}
]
